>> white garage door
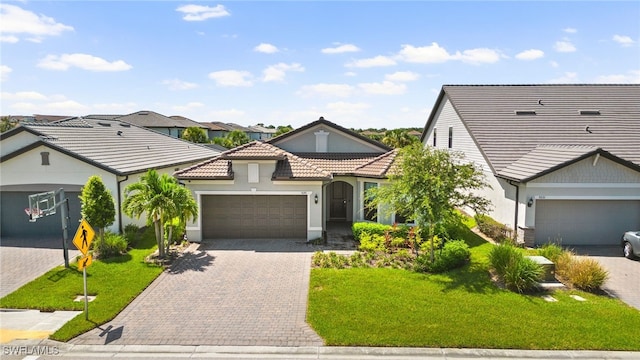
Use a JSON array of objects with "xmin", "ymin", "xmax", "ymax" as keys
[
  {"xmin": 535, "ymin": 200, "xmax": 640, "ymax": 246},
  {"xmin": 201, "ymin": 195, "xmax": 307, "ymax": 239}
]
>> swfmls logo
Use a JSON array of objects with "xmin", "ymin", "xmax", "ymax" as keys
[{"xmin": 2, "ymin": 345, "xmax": 60, "ymax": 356}]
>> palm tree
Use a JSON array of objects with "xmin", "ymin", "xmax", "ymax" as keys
[
  {"xmin": 382, "ymin": 129, "xmax": 418, "ymax": 149},
  {"xmin": 122, "ymin": 169, "xmax": 181, "ymax": 258},
  {"xmin": 164, "ymin": 184, "xmax": 198, "ymax": 255}
]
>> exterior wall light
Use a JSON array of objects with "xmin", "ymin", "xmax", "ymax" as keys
[
  {"xmin": 527, "ymin": 197, "xmax": 534, "ymax": 207},
  {"xmin": 314, "ymin": 194, "xmax": 319, "ymax": 204}
]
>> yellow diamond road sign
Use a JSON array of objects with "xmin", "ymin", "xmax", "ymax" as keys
[
  {"xmin": 73, "ymin": 219, "xmax": 95, "ymax": 255},
  {"xmin": 78, "ymin": 254, "xmax": 92, "ymax": 270}
]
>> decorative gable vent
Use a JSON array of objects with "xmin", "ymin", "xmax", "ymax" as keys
[
  {"xmin": 579, "ymin": 110, "xmax": 601, "ymax": 115},
  {"xmin": 515, "ymin": 110, "xmax": 536, "ymax": 115},
  {"xmin": 314, "ymin": 129, "xmax": 329, "ymax": 152}
]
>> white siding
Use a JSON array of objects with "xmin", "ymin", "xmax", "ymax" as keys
[{"xmin": 274, "ymin": 124, "xmax": 384, "ymax": 153}]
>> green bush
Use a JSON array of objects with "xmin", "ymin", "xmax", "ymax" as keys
[
  {"xmin": 358, "ymin": 232, "xmax": 387, "ymax": 252},
  {"xmin": 92, "ymin": 232, "xmax": 128, "ymax": 259},
  {"xmin": 489, "ymin": 243, "xmax": 542, "ymax": 293},
  {"xmin": 537, "ymin": 243, "xmax": 564, "ymax": 262},
  {"xmin": 123, "ymin": 224, "xmax": 140, "ymax": 247},
  {"xmin": 415, "ymin": 240, "xmax": 471, "ymax": 273},
  {"xmin": 312, "ymin": 251, "xmax": 349, "ymax": 269},
  {"xmin": 352, "ymin": 222, "xmax": 392, "ymax": 240},
  {"xmin": 475, "ymin": 214, "xmax": 513, "ymax": 243},
  {"xmin": 561, "ymin": 256, "xmax": 609, "ymax": 291},
  {"xmin": 502, "ymin": 256, "xmax": 543, "ymax": 293}
]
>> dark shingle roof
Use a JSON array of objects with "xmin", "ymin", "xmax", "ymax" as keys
[
  {"xmin": 6, "ymin": 117, "xmax": 220, "ymax": 175},
  {"xmin": 168, "ymin": 115, "xmax": 208, "ymax": 129},
  {"xmin": 424, "ymin": 84, "xmax": 640, "ymax": 178}
]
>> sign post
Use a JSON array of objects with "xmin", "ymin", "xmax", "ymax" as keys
[{"xmin": 72, "ymin": 219, "xmax": 95, "ymax": 320}]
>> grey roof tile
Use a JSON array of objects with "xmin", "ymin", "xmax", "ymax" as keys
[{"xmin": 497, "ymin": 145, "xmax": 599, "ymax": 181}]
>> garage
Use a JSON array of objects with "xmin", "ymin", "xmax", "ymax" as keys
[
  {"xmin": 202, "ymin": 195, "xmax": 307, "ymax": 239},
  {"xmin": 535, "ymin": 199, "xmax": 640, "ymax": 246},
  {"xmin": 0, "ymin": 191, "xmax": 81, "ymax": 238}
]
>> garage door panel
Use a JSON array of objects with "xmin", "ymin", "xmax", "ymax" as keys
[
  {"xmin": 535, "ymin": 200, "xmax": 640, "ymax": 246},
  {"xmin": 202, "ymin": 195, "xmax": 306, "ymax": 239}
]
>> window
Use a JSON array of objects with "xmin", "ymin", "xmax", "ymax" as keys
[
  {"xmin": 248, "ymin": 163, "xmax": 259, "ymax": 183},
  {"xmin": 40, "ymin": 152, "xmax": 50, "ymax": 166},
  {"xmin": 432, "ymin": 128, "xmax": 437, "ymax": 147},
  {"xmin": 363, "ymin": 182, "xmax": 377, "ymax": 221},
  {"xmin": 448, "ymin": 126, "xmax": 453, "ymax": 148}
]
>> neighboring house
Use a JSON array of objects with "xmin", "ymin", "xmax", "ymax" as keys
[
  {"xmin": 114, "ymin": 110, "xmax": 207, "ymax": 139},
  {"xmin": 0, "ymin": 117, "xmax": 221, "ymax": 238},
  {"xmin": 421, "ymin": 84, "xmax": 640, "ymax": 247},
  {"xmin": 248, "ymin": 125, "xmax": 277, "ymax": 140},
  {"xmin": 175, "ymin": 117, "xmax": 398, "ymax": 242},
  {"xmin": 201, "ymin": 122, "xmax": 275, "ymax": 141}
]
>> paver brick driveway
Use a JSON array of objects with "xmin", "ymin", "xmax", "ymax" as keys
[{"xmin": 71, "ymin": 239, "xmax": 324, "ymax": 346}]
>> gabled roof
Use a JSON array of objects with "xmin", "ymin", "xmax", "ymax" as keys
[
  {"xmin": 168, "ymin": 115, "xmax": 208, "ymax": 129},
  {"xmin": 421, "ymin": 84, "xmax": 640, "ymax": 178},
  {"xmin": 1, "ymin": 117, "xmax": 221, "ymax": 175},
  {"xmin": 116, "ymin": 110, "xmax": 194, "ymax": 128},
  {"xmin": 174, "ymin": 140, "xmax": 399, "ymax": 181},
  {"xmin": 267, "ymin": 117, "xmax": 393, "ymax": 152}
]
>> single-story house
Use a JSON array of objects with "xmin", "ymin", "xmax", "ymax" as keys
[
  {"xmin": 421, "ymin": 84, "xmax": 640, "ymax": 247},
  {"xmin": 111, "ymin": 110, "xmax": 208, "ymax": 139},
  {"xmin": 175, "ymin": 117, "xmax": 399, "ymax": 241},
  {"xmin": 0, "ymin": 117, "xmax": 221, "ymax": 238}
]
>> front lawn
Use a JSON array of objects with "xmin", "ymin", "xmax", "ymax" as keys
[
  {"xmin": 0, "ymin": 229, "xmax": 163, "ymax": 341},
  {"xmin": 307, "ymin": 226, "xmax": 640, "ymax": 350}
]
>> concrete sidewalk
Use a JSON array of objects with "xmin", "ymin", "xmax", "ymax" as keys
[
  {"xmin": 2, "ymin": 338, "xmax": 640, "ymax": 359},
  {"xmin": 0, "ymin": 309, "xmax": 81, "ymax": 344}
]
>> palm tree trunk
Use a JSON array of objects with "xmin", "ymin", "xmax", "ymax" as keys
[
  {"xmin": 154, "ymin": 219, "xmax": 164, "ymax": 258},
  {"xmin": 166, "ymin": 226, "xmax": 173, "ymax": 255}
]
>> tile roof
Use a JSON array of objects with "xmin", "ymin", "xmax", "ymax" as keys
[
  {"xmin": 116, "ymin": 110, "xmax": 187, "ymax": 128},
  {"xmin": 424, "ymin": 84, "xmax": 640, "ymax": 176},
  {"xmin": 168, "ymin": 115, "xmax": 208, "ymax": 128},
  {"xmin": 497, "ymin": 145, "xmax": 599, "ymax": 181},
  {"xmin": 6, "ymin": 117, "xmax": 221, "ymax": 175},
  {"xmin": 175, "ymin": 142, "xmax": 399, "ymax": 180}
]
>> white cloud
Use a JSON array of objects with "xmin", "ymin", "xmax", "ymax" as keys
[
  {"xmin": 346, "ymin": 55, "xmax": 397, "ymax": 68},
  {"xmin": 262, "ymin": 62, "xmax": 304, "ymax": 82},
  {"xmin": 322, "ymin": 44, "xmax": 361, "ymax": 54},
  {"xmin": 0, "ymin": 4, "xmax": 73, "ymax": 42},
  {"xmin": 162, "ymin": 79, "xmax": 198, "ymax": 90},
  {"xmin": 612, "ymin": 34, "xmax": 635, "ymax": 47},
  {"xmin": 398, "ymin": 43, "xmax": 451, "ymax": 63},
  {"xmin": 344, "ymin": 71, "xmax": 357, "ymax": 77},
  {"xmin": 47, "ymin": 100, "xmax": 88, "ymax": 111},
  {"xmin": 297, "ymin": 83, "xmax": 355, "ymax": 98},
  {"xmin": 595, "ymin": 70, "xmax": 640, "ymax": 83},
  {"xmin": 358, "ymin": 81, "xmax": 406, "ymax": 95},
  {"xmin": 0, "ymin": 35, "xmax": 19, "ymax": 43},
  {"xmin": 254, "ymin": 43, "xmax": 279, "ymax": 54},
  {"xmin": 325, "ymin": 101, "xmax": 370, "ymax": 114},
  {"xmin": 515, "ymin": 49, "xmax": 544, "ymax": 60},
  {"xmin": 554, "ymin": 40, "xmax": 576, "ymax": 53},
  {"xmin": 210, "ymin": 108, "xmax": 246, "ymax": 119},
  {"xmin": 37, "ymin": 53, "xmax": 132, "ymax": 71},
  {"xmin": 454, "ymin": 48, "xmax": 501, "ymax": 64},
  {"xmin": 547, "ymin": 72, "xmax": 578, "ymax": 83},
  {"xmin": 0, "ymin": 65, "xmax": 12, "ymax": 81},
  {"xmin": 563, "ymin": 28, "xmax": 577, "ymax": 34},
  {"xmin": 172, "ymin": 102, "xmax": 204, "ymax": 112},
  {"xmin": 176, "ymin": 4, "xmax": 230, "ymax": 21},
  {"xmin": 208, "ymin": 70, "xmax": 253, "ymax": 87},
  {"xmin": 549, "ymin": 61, "xmax": 559, "ymax": 68},
  {"xmin": 92, "ymin": 102, "xmax": 138, "ymax": 113},
  {"xmin": 1, "ymin": 91, "xmax": 48, "ymax": 100},
  {"xmin": 385, "ymin": 71, "xmax": 419, "ymax": 82}
]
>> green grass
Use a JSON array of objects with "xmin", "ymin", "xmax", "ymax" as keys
[
  {"xmin": 308, "ymin": 225, "xmax": 640, "ymax": 350},
  {"xmin": 0, "ymin": 230, "xmax": 163, "ymax": 341}
]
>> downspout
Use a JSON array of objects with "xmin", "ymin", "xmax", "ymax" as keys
[
  {"xmin": 507, "ymin": 180, "xmax": 519, "ymax": 242},
  {"xmin": 117, "ymin": 175, "xmax": 129, "ymax": 233}
]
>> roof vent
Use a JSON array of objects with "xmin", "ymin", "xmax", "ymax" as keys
[
  {"xmin": 97, "ymin": 122, "xmax": 111, "ymax": 126},
  {"xmin": 119, "ymin": 123, "xmax": 130, "ymax": 127},
  {"xmin": 579, "ymin": 110, "xmax": 600, "ymax": 115},
  {"xmin": 139, "ymin": 111, "xmax": 149, "ymax": 115},
  {"xmin": 117, "ymin": 131, "xmax": 123, "ymax": 136},
  {"xmin": 515, "ymin": 110, "xmax": 536, "ymax": 115}
]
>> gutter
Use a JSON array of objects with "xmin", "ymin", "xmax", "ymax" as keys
[
  {"xmin": 506, "ymin": 179, "xmax": 520, "ymax": 242},
  {"xmin": 117, "ymin": 175, "xmax": 129, "ymax": 233}
]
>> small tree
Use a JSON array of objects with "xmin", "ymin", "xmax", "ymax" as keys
[
  {"xmin": 368, "ymin": 143, "xmax": 492, "ymax": 262},
  {"xmin": 382, "ymin": 129, "xmax": 418, "ymax": 148},
  {"xmin": 182, "ymin": 127, "xmax": 208, "ymax": 143},
  {"xmin": 79, "ymin": 175, "xmax": 116, "ymax": 246},
  {"xmin": 274, "ymin": 125, "xmax": 293, "ymax": 136},
  {"xmin": 212, "ymin": 130, "xmax": 251, "ymax": 148},
  {"xmin": 1, "ymin": 116, "xmax": 17, "ymax": 133}
]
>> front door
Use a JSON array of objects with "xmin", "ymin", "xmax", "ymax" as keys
[{"xmin": 329, "ymin": 181, "xmax": 352, "ymax": 221}]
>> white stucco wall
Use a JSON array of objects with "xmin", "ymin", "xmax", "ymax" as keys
[
  {"xmin": 183, "ymin": 160, "xmax": 324, "ymax": 241},
  {"xmin": 274, "ymin": 124, "xmax": 384, "ymax": 153},
  {"xmin": 1, "ymin": 130, "xmax": 41, "ymax": 157}
]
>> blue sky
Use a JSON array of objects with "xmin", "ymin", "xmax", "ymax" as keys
[{"xmin": 1, "ymin": 1, "xmax": 639, "ymax": 129}]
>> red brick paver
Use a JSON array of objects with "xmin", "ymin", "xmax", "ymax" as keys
[{"xmin": 70, "ymin": 239, "xmax": 324, "ymax": 346}]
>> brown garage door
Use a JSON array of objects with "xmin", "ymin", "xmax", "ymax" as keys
[
  {"xmin": 535, "ymin": 200, "xmax": 640, "ymax": 246},
  {"xmin": 202, "ymin": 195, "xmax": 307, "ymax": 239}
]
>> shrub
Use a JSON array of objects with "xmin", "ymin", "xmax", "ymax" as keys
[
  {"xmin": 537, "ymin": 243, "xmax": 564, "ymax": 262},
  {"xmin": 566, "ymin": 258, "xmax": 609, "ymax": 291},
  {"xmin": 502, "ymin": 256, "xmax": 543, "ymax": 293},
  {"xmin": 419, "ymin": 235, "xmax": 443, "ymax": 254},
  {"xmin": 348, "ymin": 252, "xmax": 368, "ymax": 268},
  {"xmin": 352, "ymin": 222, "xmax": 392, "ymax": 240},
  {"xmin": 312, "ymin": 251, "xmax": 349, "ymax": 269},
  {"xmin": 488, "ymin": 244, "xmax": 521, "ymax": 277},
  {"xmin": 123, "ymin": 224, "xmax": 140, "ymax": 247},
  {"xmin": 92, "ymin": 232, "xmax": 128, "ymax": 259},
  {"xmin": 414, "ymin": 240, "xmax": 471, "ymax": 273},
  {"xmin": 358, "ymin": 232, "xmax": 387, "ymax": 253},
  {"xmin": 475, "ymin": 214, "xmax": 513, "ymax": 243},
  {"xmin": 554, "ymin": 251, "xmax": 574, "ymax": 279}
]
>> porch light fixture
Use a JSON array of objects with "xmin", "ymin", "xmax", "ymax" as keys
[
  {"xmin": 314, "ymin": 194, "xmax": 318, "ymax": 204},
  {"xmin": 527, "ymin": 197, "xmax": 534, "ymax": 207}
]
